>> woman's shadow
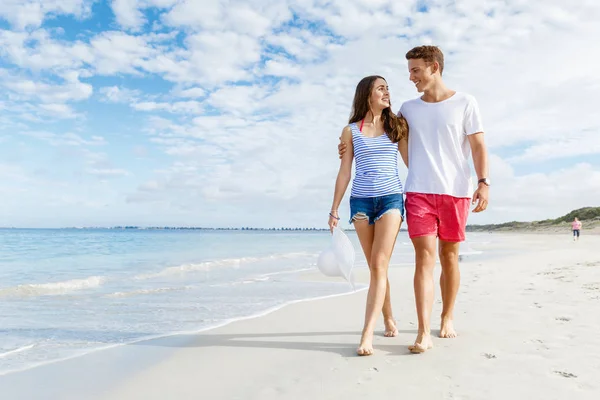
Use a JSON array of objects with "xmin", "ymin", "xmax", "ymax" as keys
[{"xmin": 130, "ymin": 329, "xmax": 420, "ymax": 357}]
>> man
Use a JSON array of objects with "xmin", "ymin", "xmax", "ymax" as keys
[{"xmin": 339, "ymin": 45, "xmax": 490, "ymax": 353}]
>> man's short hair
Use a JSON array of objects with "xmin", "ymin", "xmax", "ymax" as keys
[{"xmin": 406, "ymin": 45, "xmax": 445, "ymax": 75}]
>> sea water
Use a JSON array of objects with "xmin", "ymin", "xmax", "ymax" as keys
[{"xmin": 0, "ymin": 228, "xmax": 490, "ymax": 375}]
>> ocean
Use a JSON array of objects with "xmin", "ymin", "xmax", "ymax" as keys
[{"xmin": 0, "ymin": 228, "xmax": 487, "ymax": 376}]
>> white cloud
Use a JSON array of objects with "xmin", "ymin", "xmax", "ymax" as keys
[
  {"xmin": 99, "ymin": 86, "xmax": 141, "ymax": 103},
  {"xmin": 207, "ymin": 85, "xmax": 269, "ymax": 115},
  {"xmin": 132, "ymin": 100, "xmax": 203, "ymax": 114},
  {"xmin": 184, "ymin": 31, "xmax": 262, "ymax": 84},
  {"xmin": 2, "ymin": 1, "xmax": 600, "ymax": 227},
  {"xmin": 3, "ymin": 73, "xmax": 93, "ymax": 103},
  {"xmin": 509, "ymin": 130, "xmax": 600, "ymax": 163},
  {"xmin": 172, "ymin": 87, "xmax": 206, "ymax": 99},
  {"xmin": 162, "ymin": 0, "xmax": 290, "ymax": 35},
  {"xmin": 90, "ymin": 31, "xmax": 156, "ymax": 75},
  {"xmin": 0, "ymin": 162, "xmax": 32, "ymax": 182},
  {"xmin": 19, "ymin": 131, "xmax": 106, "ymax": 146},
  {"xmin": 86, "ymin": 168, "xmax": 130, "ymax": 177},
  {"xmin": 472, "ymin": 156, "xmax": 600, "ymax": 224},
  {"xmin": 263, "ymin": 58, "xmax": 302, "ymax": 78},
  {"xmin": 110, "ymin": 0, "xmax": 178, "ymax": 30},
  {"xmin": 0, "ymin": 0, "xmax": 94, "ymax": 30},
  {"xmin": 0, "ymin": 29, "xmax": 94, "ymax": 72},
  {"xmin": 38, "ymin": 103, "xmax": 79, "ymax": 119},
  {"xmin": 111, "ymin": 0, "xmax": 145, "ymax": 30}
]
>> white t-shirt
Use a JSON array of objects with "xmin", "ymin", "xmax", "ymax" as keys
[{"xmin": 398, "ymin": 92, "xmax": 484, "ymax": 198}]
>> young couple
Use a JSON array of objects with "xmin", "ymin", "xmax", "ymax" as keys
[{"xmin": 328, "ymin": 45, "xmax": 490, "ymax": 355}]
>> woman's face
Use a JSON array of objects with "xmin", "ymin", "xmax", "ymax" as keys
[{"xmin": 369, "ymin": 78, "xmax": 390, "ymax": 110}]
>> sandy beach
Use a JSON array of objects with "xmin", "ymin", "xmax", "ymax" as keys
[{"xmin": 1, "ymin": 233, "xmax": 599, "ymax": 400}]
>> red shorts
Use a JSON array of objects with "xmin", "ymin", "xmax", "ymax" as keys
[{"xmin": 405, "ymin": 193, "xmax": 470, "ymax": 242}]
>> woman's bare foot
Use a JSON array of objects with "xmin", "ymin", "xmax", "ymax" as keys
[
  {"xmin": 357, "ymin": 331, "xmax": 374, "ymax": 356},
  {"xmin": 408, "ymin": 332, "xmax": 433, "ymax": 354},
  {"xmin": 439, "ymin": 316, "xmax": 457, "ymax": 338},
  {"xmin": 383, "ymin": 318, "xmax": 399, "ymax": 337}
]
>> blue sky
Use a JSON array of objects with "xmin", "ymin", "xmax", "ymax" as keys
[{"xmin": 1, "ymin": 0, "xmax": 599, "ymax": 228}]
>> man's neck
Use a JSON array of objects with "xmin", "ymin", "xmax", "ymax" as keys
[{"xmin": 421, "ymin": 81, "xmax": 455, "ymax": 103}]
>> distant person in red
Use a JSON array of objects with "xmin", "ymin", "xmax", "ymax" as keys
[{"xmin": 572, "ymin": 217, "xmax": 582, "ymax": 241}]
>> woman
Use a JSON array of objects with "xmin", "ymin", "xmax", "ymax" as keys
[
  {"xmin": 328, "ymin": 75, "xmax": 408, "ymax": 356},
  {"xmin": 572, "ymin": 217, "xmax": 582, "ymax": 241}
]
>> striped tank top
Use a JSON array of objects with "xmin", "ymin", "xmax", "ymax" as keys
[{"xmin": 350, "ymin": 122, "xmax": 403, "ymax": 198}]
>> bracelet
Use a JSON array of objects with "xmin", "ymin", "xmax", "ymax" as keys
[{"xmin": 329, "ymin": 212, "xmax": 340, "ymax": 220}]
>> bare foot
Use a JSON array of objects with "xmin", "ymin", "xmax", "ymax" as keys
[
  {"xmin": 408, "ymin": 332, "xmax": 433, "ymax": 354},
  {"xmin": 383, "ymin": 318, "xmax": 399, "ymax": 337},
  {"xmin": 357, "ymin": 332, "xmax": 374, "ymax": 356},
  {"xmin": 439, "ymin": 317, "xmax": 457, "ymax": 338}
]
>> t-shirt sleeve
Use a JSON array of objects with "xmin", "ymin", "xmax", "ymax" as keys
[
  {"xmin": 463, "ymin": 96, "xmax": 484, "ymax": 135},
  {"xmin": 397, "ymin": 103, "xmax": 405, "ymax": 118}
]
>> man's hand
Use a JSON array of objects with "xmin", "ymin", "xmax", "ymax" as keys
[
  {"xmin": 338, "ymin": 136, "xmax": 348, "ymax": 159},
  {"xmin": 472, "ymin": 183, "xmax": 489, "ymax": 213}
]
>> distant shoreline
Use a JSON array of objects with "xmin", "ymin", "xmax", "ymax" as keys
[
  {"xmin": 0, "ymin": 227, "xmax": 411, "ymax": 233},
  {"xmin": 0, "ymin": 226, "xmax": 353, "ymax": 232},
  {"xmin": 0, "ymin": 226, "xmax": 331, "ymax": 231},
  {"xmin": 2, "ymin": 221, "xmax": 598, "ymax": 234}
]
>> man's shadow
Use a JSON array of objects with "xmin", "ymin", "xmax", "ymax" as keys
[{"xmin": 131, "ymin": 329, "xmax": 420, "ymax": 357}]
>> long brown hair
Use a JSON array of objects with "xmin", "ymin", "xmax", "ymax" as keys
[{"xmin": 348, "ymin": 75, "xmax": 408, "ymax": 143}]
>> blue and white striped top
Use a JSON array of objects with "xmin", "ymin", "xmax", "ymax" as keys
[{"xmin": 350, "ymin": 122, "xmax": 403, "ymax": 198}]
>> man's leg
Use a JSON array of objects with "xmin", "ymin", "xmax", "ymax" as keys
[
  {"xmin": 437, "ymin": 195, "xmax": 470, "ymax": 338},
  {"xmin": 439, "ymin": 240, "xmax": 461, "ymax": 338},
  {"xmin": 409, "ymin": 235, "xmax": 437, "ymax": 353}
]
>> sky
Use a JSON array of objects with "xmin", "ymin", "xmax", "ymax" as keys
[{"xmin": 1, "ymin": 0, "xmax": 599, "ymax": 229}]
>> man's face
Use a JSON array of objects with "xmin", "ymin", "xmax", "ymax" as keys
[{"xmin": 408, "ymin": 58, "xmax": 434, "ymax": 93}]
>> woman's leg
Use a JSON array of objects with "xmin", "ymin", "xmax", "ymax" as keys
[
  {"xmin": 382, "ymin": 218, "xmax": 401, "ymax": 337},
  {"xmin": 353, "ymin": 214, "xmax": 399, "ymax": 337},
  {"xmin": 356, "ymin": 212, "xmax": 402, "ymax": 355}
]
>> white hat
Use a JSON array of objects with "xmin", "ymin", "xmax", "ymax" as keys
[{"xmin": 317, "ymin": 227, "xmax": 356, "ymax": 289}]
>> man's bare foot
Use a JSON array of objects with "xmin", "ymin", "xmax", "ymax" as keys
[
  {"xmin": 357, "ymin": 332, "xmax": 374, "ymax": 356},
  {"xmin": 408, "ymin": 332, "xmax": 433, "ymax": 354},
  {"xmin": 439, "ymin": 317, "xmax": 457, "ymax": 338},
  {"xmin": 383, "ymin": 318, "xmax": 399, "ymax": 337}
]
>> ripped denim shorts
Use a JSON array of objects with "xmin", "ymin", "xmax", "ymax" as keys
[{"xmin": 349, "ymin": 193, "xmax": 405, "ymax": 225}]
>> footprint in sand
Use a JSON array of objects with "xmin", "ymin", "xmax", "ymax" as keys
[
  {"xmin": 357, "ymin": 367, "xmax": 380, "ymax": 385},
  {"xmin": 532, "ymin": 339, "xmax": 549, "ymax": 350},
  {"xmin": 554, "ymin": 371, "xmax": 577, "ymax": 378},
  {"xmin": 584, "ymin": 261, "xmax": 600, "ymax": 267}
]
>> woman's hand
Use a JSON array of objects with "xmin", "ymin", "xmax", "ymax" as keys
[{"xmin": 328, "ymin": 210, "xmax": 340, "ymax": 232}]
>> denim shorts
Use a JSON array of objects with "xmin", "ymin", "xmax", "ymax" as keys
[{"xmin": 349, "ymin": 193, "xmax": 405, "ymax": 225}]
